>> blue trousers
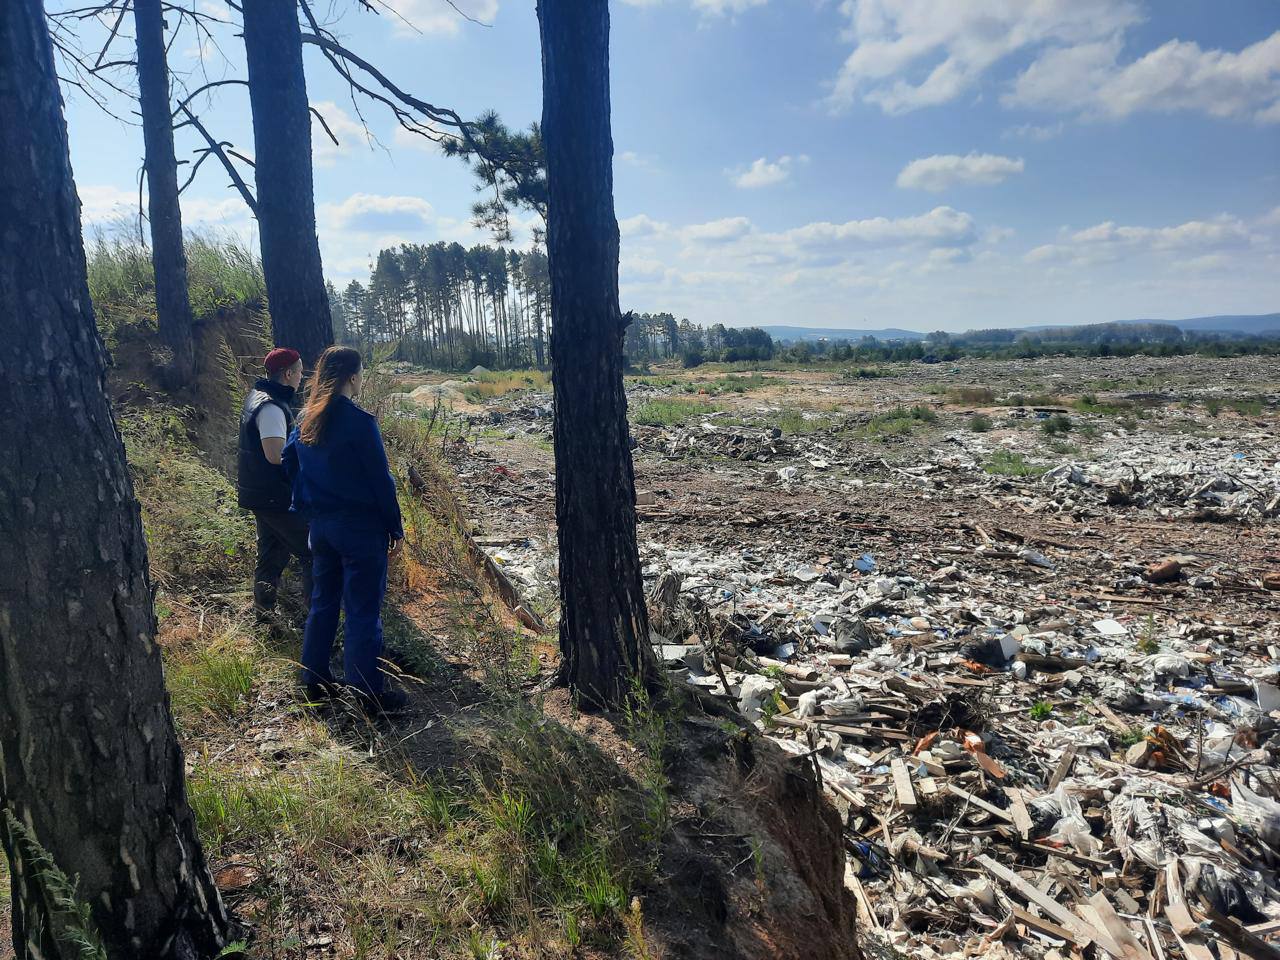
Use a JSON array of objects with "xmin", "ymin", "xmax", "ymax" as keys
[{"xmin": 301, "ymin": 518, "xmax": 389, "ymax": 695}]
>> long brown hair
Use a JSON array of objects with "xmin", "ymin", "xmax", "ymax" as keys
[{"xmin": 298, "ymin": 346, "xmax": 362, "ymax": 446}]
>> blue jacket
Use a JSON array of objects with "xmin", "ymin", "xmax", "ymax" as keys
[{"xmin": 283, "ymin": 396, "xmax": 404, "ymax": 540}]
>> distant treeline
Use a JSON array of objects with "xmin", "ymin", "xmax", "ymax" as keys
[
  {"xmin": 330, "ymin": 242, "xmax": 551, "ymax": 370},
  {"xmin": 337, "ymin": 246, "xmax": 779, "ymax": 370}
]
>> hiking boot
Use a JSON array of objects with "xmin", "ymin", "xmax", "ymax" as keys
[
  {"xmin": 252, "ymin": 580, "xmax": 278, "ymax": 612},
  {"xmin": 300, "ymin": 678, "xmax": 339, "ymax": 703},
  {"xmin": 353, "ymin": 686, "xmax": 409, "ymax": 717}
]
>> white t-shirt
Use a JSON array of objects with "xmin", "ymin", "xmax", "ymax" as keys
[{"xmin": 256, "ymin": 403, "xmax": 288, "ymax": 441}]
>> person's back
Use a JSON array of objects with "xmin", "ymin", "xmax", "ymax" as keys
[
  {"xmin": 284, "ymin": 346, "xmax": 405, "ymax": 715},
  {"xmin": 287, "ymin": 395, "xmax": 401, "ymax": 536}
]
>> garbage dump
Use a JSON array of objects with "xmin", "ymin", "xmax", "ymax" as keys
[{"xmin": 428, "ymin": 354, "xmax": 1280, "ymax": 960}]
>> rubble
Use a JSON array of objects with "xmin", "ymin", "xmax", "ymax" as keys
[{"xmin": 432, "ymin": 354, "xmax": 1280, "ymax": 960}]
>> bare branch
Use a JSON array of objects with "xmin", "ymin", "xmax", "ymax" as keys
[
  {"xmin": 93, "ymin": 1, "xmax": 130, "ymax": 70},
  {"xmin": 170, "ymin": 78, "xmax": 248, "ymax": 118},
  {"xmin": 309, "ymin": 105, "xmax": 340, "ymax": 147},
  {"xmin": 178, "ymin": 104, "xmax": 257, "ymax": 214}
]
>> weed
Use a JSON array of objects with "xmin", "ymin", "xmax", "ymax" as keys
[
  {"xmin": 1041, "ymin": 414, "xmax": 1072, "ymax": 435},
  {"xmin": 968, "ymin": 414, "xmax": 994, "ymax": 433},
  {"xmin": 1118, "ymin": 728, "xmax": 1147, "ymax": 748},
  {"xmin": 773, "ymin": 407, "xmax": 833, "ymax": 435},
  {"xmin": 1028, "ymin": 701, "xmax": 1053, "ymax": 721},
  {"xmin": 168, "ymin": 645, "xmax": 257, "ymax": 721},
  {"xmin": 859, "ymin": 405, "xmax": 936, "ymax": 439},
  {"xmin": 631, "ymin": 398, "xmax": 720, "ymax": 426},
  {"xmin": 984, "ymin": 450, "xmax": 1047, "ymax": 478},
  {"xmin": 1137, "ymin": 615, "xmax": 1160, "ymax": 654},
  {"xmin": 1204, "ymin": 397, "xmax": 1224, "ymax": 417},
  {"xmin": 462, "ymin": 370, "xmax": 551, "ymax": 402},
  {"xmin": 1229, "ymin": 396, "xmax": 1264, "ymax": 416},
  {"xmin": 948, "ymin": 386, "xmax": 995, "ymax": 405}
]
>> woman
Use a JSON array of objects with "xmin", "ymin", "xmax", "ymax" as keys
[{"xmin": 283, "ymin": 346, "xmax": 407, "ymax": 714}]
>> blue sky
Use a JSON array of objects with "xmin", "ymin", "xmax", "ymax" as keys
[{"xmin": 61, "ymin": 0, "xmax": 1280, "ymax": 332}]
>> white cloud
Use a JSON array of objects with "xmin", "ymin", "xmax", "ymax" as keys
[
  {"xmin": 1003, "ymin": 121, "xmax": 1064, "ymax": 142},
  {"xmin": 619, "ymin": 214, "xmax": 669, "ymax": 238},
  {"xmin": 776, "ymin": 205, "xmax": 976, "ymax": 250},
  {"xmin": 729, "ymin": 155, "xmax": 807, "ymax": 189},
  {"xmin": 391, "ymin": 125, "xmax": 443, "ymax": 155},
  {"xmin": 829, "ymin": 0, "xmax": 1140, "ymax": 113},
  {"xmin": 682, "ymin": 216, "xmax": 753, "ymax": 243},
  {"xmin": 78, "ymin": 184, "xmax": 136, "ymax": 224},
  {"xmin": 618, "ymin": 0, "xmax": 766, "ymax": 15},
  {"xmin": 323, "ymin": 193, "xmax": 435, "ymax": 233},
  {"xmin": 1024, "ymin": 214, "xmax": 1256, "ymax": 265},
  {"xmin": 618, "ymin": 150, "xmax": 657, "ymax": 169},
  {"xmin": 388, "ymin": 0, "xmax": 499, "ymax": 37},
  {"xmin": 1006, "ymin": 31, "xmax": 1280, "ymax": 123},
  {"xmin": 311, "ymin": 101, "xmax": 368, "ymax": 166},
  {"xmin": 896, "ymin": 152, "xmax": 1023, "ymax": 191}
]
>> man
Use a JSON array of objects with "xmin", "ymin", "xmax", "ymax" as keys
[{"xmin": 238, "ymin": 347, "xmax": 312, "ymax": 614}]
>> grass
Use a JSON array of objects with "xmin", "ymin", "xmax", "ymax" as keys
[
  {"xmin": 631, "ymin": 397, "xmax": 721, "ymax": 426},
  {"xmin": 948, "ymin": 386, "xmax": 996, "ymax": 405},
  {"xmin": 1001, "ymin": 392, "xmax": 1064, "ymax": 407},
  {"xmin": 968, "ymin": 414, "xmax": 994, "ymax": 433},
  {"xmin": 461, "ymin": 370, "xmax": 551, "ymax": 402},
  {"xmin": 1041, "ymin": 413, "xmax": 1072, "ymax": 435},
  {"xmin": 86, "ymin": 229, "xmax": 265, "ymax": 341},
  {"xmin": 984, "ymin": 450, "xmax": 1047, "ymax": 478},
  {"xmin": 772, "ymin": 406, "xmax": 834, "ymax": 434},
  {"xmin": 119, "ymin": 406, "xmax": 254, "ymax": 586},
  {"xmin": 858, "ymin": 404, "xmax": 937, "ymax": 439},
  {"xmin": 127, "ymin": 400, "xmax": 678, "ymax": 957}
]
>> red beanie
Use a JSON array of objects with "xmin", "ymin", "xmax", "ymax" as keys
[{"xmin": 264, "ymin": 347, "xmax": 301, "ymax": 375}]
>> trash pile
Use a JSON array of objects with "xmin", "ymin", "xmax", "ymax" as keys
[{"xmin": 647, "ymin": 563, "xmax": 1280, "ymax": 960}]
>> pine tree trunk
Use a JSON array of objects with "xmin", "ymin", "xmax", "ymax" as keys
[
  {"xmin": 537, "ymin": 0, "xmax": 654, "ymax": 709},
  {"xmin": 134, "ymin": 0, "xmax": 196, "ymax": 386},
  {"xmin": 0, "ymin": 3, "xmax": 233, "ymax": 957},
  {"xmin": 242, "ymin": 0, "xmax": 333, "ymax": 366}
]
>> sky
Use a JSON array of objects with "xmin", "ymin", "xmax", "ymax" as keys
[{"xmin": 59, "ymin": 0, "xmax": 1280, "ymax": 333}]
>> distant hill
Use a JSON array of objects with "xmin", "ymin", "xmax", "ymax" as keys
[
  {"xmin": 1140, "ymin": 314, "xmax": 1280, "ymax": 335},
  {"xmin": 755, "ymin": 314, "xmax": 1279, "ymax": 343},
  {"xmin": 760, "ymin": 325, "xmax": 925, "ymax": 343}
]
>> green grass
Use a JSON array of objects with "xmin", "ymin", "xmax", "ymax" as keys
[
  {"xmin": 1041, "ymin": 413, "xmax": 1072, "ymax": 435},
  {"xmin": 630, "ymin": 398, "xmax": 721, "ymax": 426},
  {"xmin": 984, "ymin": 450, "xmax": 1047, "ymax": 477},
  {"xmin": 858, "ymin": 404, "xmax": 937, "ymax": 439},
  {"xmin": 968, "ymin": 414, "xmax": 994, "ymax": 432},
  {"xmin": 120, "ymin": 407, "xmax": 254, "ymax": 585},
  {"xmin": 1028, "ymin": 701, "xmax": 1053, "ymax": 721},
  {"xmin": 773, "ymin": 406, "xmax": 834, "ymax": 434},
  {"xmin": 168, "ymin": 644, "xmax": 258, "ymax": 722},
  {"xmin": 86, "ymin": 229, "xmax": 265, "ymax": 339}
]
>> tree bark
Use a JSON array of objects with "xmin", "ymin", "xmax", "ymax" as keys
[
  {"xmin": 0, "ymin": 2, "xmax": 233, "ymax": 957},
  {"xmin": 537, "ymin": 0, "xmax": 655, "ymax": 709},
  {"xmin": 134, "ymin": 0, "xmax": 196, "ymax": 387},
  {"xmin": 242, "ymin": 0, "xmax": 333, "ymax": 366}
]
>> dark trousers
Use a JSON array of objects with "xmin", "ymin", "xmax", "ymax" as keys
[
  {"xmin": 253, "ymin": 510, "xmax": 312, "ymax": 609},
  {"xmin": 300, "ymin": 518, "xmax": 389, "ymax": 694}
]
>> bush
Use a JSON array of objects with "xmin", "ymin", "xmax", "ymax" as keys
[
  {"xmin": 968, "ymin": 414, "xmax": 993, "ymax": 432},
  {"xmin": 1041, "ymin": 414, "xmax": 1072, "ymax": 435},
  {"xmin": 984, "ymin": 450, "xmax": 1047, "ymax": 477},
  {"xmin": 631, "ymin": 398, "xmax": 719, "ymax": 426},
  {"xmin": 681, "ymin": 350, "xmax": 705, "ymax": 368}
]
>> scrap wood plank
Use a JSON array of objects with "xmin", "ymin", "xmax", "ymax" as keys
[
  {"xmin": 1011, "ymin": 905, "xmax": 1074, "ymax": 944},
  {"xmin": 1050, "ymin": 745, "xmax": 1078, "ymax": 791},
  {"xmin": 1163, "ymin": 861, "xmax": 1197, "ymax": 936},
  {"xmin": 976, "ymin": 855, "xmax": 1095, "ymax": 948},
  {"xmin": 1143, "ymin": 917, "xmax": 1167, "ymax": 960},
  {"xmin": 1087, "ymin": 891, "xmax": 1155, "ymax": 960},
  {"xmin": 890, "ymin": 758, "xmax": 917, "ymax": 812},
  {"xmin": 1171, "ymin": 929, "xmax": 1217, "ymax": 960},
  {"xmin": 1193, "ymin": 906, "xmax": 1280, "ymax": 960},
  {"xmin": 947, "ymin": 783, "xmax": 1015, "ymax": 823},
  {"xmin": 1075, "ymin": 902, "xmax": 1131, "ymax": 960},
  {"xmin": 1007, "ymin": 787, "xmax": 1033, "ymax": 838},
  {"xmin": 843, "ymin": 863, "xmax": 881, "ymax": 930}
]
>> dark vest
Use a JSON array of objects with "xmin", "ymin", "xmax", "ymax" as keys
[{"xmin": 237, "ymin": 378, "xmax": 297, "ymax": 512}]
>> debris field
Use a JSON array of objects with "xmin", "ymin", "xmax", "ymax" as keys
[{"xmin": 392, "ymin": 354, "xmax": 1280, "ymax": 960}]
